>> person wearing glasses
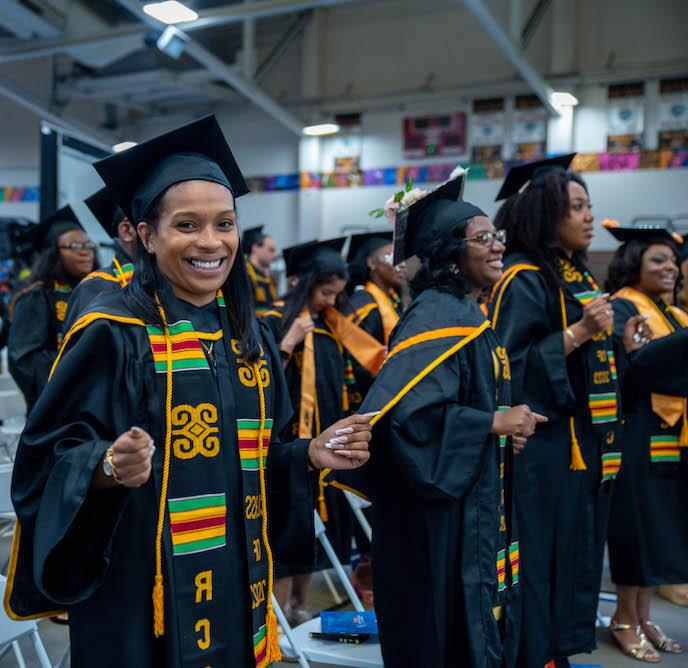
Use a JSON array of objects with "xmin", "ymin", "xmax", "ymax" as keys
[
  {"xmin": 359, "ymin": 173, "xmax": 547, "ymax": 668},
  {"xmin": 63, "ymin": 187, "xmax": 138, "ymax": 332},
  {"xmin": 489, "ymin": 156, "xmax": 650, "ymax": 668},
  {"xmin": 8, "ymin": 205, "xmax": 96, "ymax": 411}
]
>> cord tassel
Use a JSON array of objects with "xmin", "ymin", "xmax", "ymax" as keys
[
  {"xmin": 318, "ymin": 472, "xmax": 329, "ymax": 522},
  {"xmin": 569, "ymin": 416, "xmax": 587, "ymax": 470},
  {"xmin": 152, "ymin": 574, "xmax": 165, "ymax": 637}
]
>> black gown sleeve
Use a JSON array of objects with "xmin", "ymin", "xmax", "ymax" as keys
[
  {"xmin": 491, "ymin": 270, "xmax": 574, "ymax": 416},
  {"xmin": 259, "ymin": 321, "xmax": 316, "ymax": 571},
  {"xmin": 612, "ymin": 298, "xmax": 688, "ymax": 396},
  {"xmin": 384, "ymin": 347, "xmax": 494, "ymax": 502},
  {"xmin": 8, "ymin": 287, "xmax": 57, "ymax": 409},
  {"xmin": 11, "ymin": 319, "xmax": 141, "ymax": 605}
]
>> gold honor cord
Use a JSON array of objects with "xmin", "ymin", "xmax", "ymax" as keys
[{"xmin": 364, "ymin": 282, "xmax": 400, "ymax": 345}]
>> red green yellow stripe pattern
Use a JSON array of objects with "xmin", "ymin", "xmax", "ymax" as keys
[
  {"xmin": 238, "ymin": 418, "xmax": 273, "ymax": 471},
  {"xmin": 602, "ymin": 451, "xmax": 622, "ymax": 481},
  {"xmin": 146, "ymin": 320, "xmax": 209, "ymax": 373},
  {"xmin": 573, "ymin": 288, "xmax": 601, "ymax": 305},
  {"xmin": 344, "ymin": 358, "xmax": 355, "ymax": 385},
  {"xmin": 650, "ymin": 435, "xmax": 680, "ymax": 463},
  {"xmin": 216, "ymin": 290, "xmax": 226, "ymax": 307},
  {"xmin": 509, "ymin": 542, "xmax": 520, "ymax": 585},
  {"xmin": 588, "ymin": 392, "xmax": 618, "ymax": 424},
  {"xmin": 168, "ymin": 493, "xmax": 226, "ymax": 556},
  {"xmin": 253, "ymin": 624, "xmax": 270, "ymax": 668},
  {"xmin": 496, "ymin": 549, "xmax": 506, "ymax": 592},
  {"xmin": 113, "ymin": 262, "xmax": 134, "ymax": 285},
  {"xmin": 608, "ymin": 350, "xmax": 617, "ymax": 380}
]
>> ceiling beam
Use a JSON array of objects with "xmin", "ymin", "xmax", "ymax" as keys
[
  {"xmin": 0, "ymin": 72, "xmax": 114, "ymax": 151},
  {"xmin": 112, "ymin": 0, "xmax": 304, "ymax": 135},
  {"xmin": 462, "ymin": 0, "xmax": 559, "ymax": 116},
  {"xmin": 0, "ymin": 0, "xmax": 368, "ymax": 64}
]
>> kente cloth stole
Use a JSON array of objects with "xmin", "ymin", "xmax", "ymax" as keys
[
  {"xmin": 559, "ymin": 258, "xmax": 621, "ymax": 478},
  {"xmin": 613, "ymin": 287, "xmax": 688, "ymax": 468},
  {"xmin": 246, "ymin": 260, "xmax": 277, "ymax": 314},
  {"xmin": 145, "ymin": 291, "xmax": 280, "ymax": 667},
  {"xmin": 491, "ymin": 337, "xmax": 519, "ymax": 603},
  {"xmin": 112, "ymin": 257, "xmax": 134, "ymax": 287},
  {"xmin": 364, "ymin": 282, "xmax": 400, "ymax": 345},
  {"xmin": 51, "ymin": 281, "xmax": 72, "ymax": 349}
]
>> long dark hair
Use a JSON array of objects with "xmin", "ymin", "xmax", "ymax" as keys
[
  {"xmin": 409, "ymin": 221, "xmax": 471, "ymax": 299},
  {"xmin": 605, "ymin": 237, "xmax": 681, "ymax": 301},
  {"xmin": 495, "ymin": 169, "xmax": 588, "ymax": 287},
  {"xmin": 124, "ymin": 184, "xmax": 261, "ymax": 363},
  {"xmin": 281, "ymin": 265, "xmax": 349, "ymax": 334}
]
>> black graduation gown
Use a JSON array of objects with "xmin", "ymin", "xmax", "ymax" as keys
[
  {"xmin": 489, "ymin": 255, "xmax": 614, "ymax": 664},
  {"xmin": 262, "ymin": 307, "xmax": 353, "ymax": 574},
  {"xmin": 63, "ymin": 248, "xmax": 133, "ymax": 332},
  {"xmin": 7, "ymin": 288, "xmax": 315, "ymax": 667},
  {"xmin": 608, "ymin": 298, "xmax": 688, "ymax": 586},
  {"xmin": 246, "ymin": 260, "xmax": 277, "ymax": 316},
  {"xmin": 360, "ymin": 289, "xmax": 513, "ymax": 668},
  {"xmin": 8, "ymin": 281, "xmax": 72, "ymax": 411}
]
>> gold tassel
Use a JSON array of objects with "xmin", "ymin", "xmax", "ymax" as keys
[
  {"xmin": 569, "ymin": 416, "xmax": 587, "ymax": 471},
  {"xmin": 318, "ymin": 472, "xmax": 329, "ymax": 522},
  {"xmin": 265, "ymin": 605, "xmax": 282, "ymax": 663},
  {"xmin": 679, "ymin": 400, "xmax": 688, "ymax": 446},
  {"xmin": 152, "ymin": 574, "xmax": 165, "ymax": 637}
]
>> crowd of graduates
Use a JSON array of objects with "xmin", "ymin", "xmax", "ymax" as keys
[{"xmin": 0, "ymin": 114, "xmax": 686, "ymax": 668}]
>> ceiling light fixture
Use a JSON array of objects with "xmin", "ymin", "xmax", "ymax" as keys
[
  {"xmin": 143, "ymin": 1, "xmax": 198, "ymax": 25},
  {"xmin": 112, "ymin": 141, "xmax": 137, "ymax": 153},
  {"xmin": 302, "ymin": 123, "xmax": 340, "ymax": 137},
  {"xmin": 551, "ymin": 91, "xmax": 579, "ymax": 107}
]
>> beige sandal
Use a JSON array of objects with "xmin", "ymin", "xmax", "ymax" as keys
[
  {"xmin": 642, "ymin": 620, "xmax": 683, "ymax": 654},
  {"xmin": 609, "ymin": 619, "xmax": 661, "ymax": 663}
]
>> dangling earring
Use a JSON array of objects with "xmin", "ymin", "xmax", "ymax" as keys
[{"xmin": 448, "ymin": 263, "xmax": 461, "ymax": 275}]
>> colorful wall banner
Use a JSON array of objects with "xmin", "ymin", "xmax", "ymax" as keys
[{"xmin": 0, "ymin": 186, "xmax": 39, "ymax": 202}]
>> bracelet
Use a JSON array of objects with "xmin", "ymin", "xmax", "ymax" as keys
[
  {"xmin": 279, "ymin": 347, "xmax": 292, "ymax": 362},
  {"xmin": 565, "ymin": 327, "xmax": 580, "ymax": 349},
  {"xmin": 105, "ymin": 447, "xmax": 123, "ymax": 485}
]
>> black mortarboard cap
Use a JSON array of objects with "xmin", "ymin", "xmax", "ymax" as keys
[
  {"xmin": 347, "ymin": 231, "xmax": 393, "ymax": 264},
  {"xmin": 393, "ymin": 174, "xmax": 484, "ymax": 265},
  {"xmin": 602, "ymin": 219, "xmax": 684, "ymax": 245},
  {"xmin": 496, "ymin": 153, "xmax": 576, "ymax": 201},
  {"xmin": 283, "ymin": 237, "xmax": 347, "ymax": 277},
  {"xmin": 84, "ymin": 187, "xmax": 127, "ymax": 238},
  {"xmin": 242, "ymin": 225, "xmax": 265, "ymax": 254},
  {"xmin": 94, "ymin": 115, "xmax": 249, "ymax": 223},
  {"xmin": 29, "ymin": 205, "xmax": 83, "ymax": 250}
]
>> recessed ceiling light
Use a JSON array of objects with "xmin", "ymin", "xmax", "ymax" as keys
[
  {"xmin": 112, "ymin": 141, "xmax": 137, "ymax": 153},
  {"xmin": 143, "ymin": 1, "xmax": 198, "ymax": 25},
  {"xmin": 302, "ymin": 123, "xmax": 340, "ymax": 136}
]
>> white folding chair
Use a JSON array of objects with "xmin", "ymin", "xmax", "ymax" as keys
[
  {"xmin": 277, "ymin": 511, "xmax": 383, "ymax": 667},
  {"xmin": 343, "ymin": 490, "xmax": 372, "ymax": 544},
  {"xmin": 0, "ymin": 575, "xmax": 52, "ymax": 668}
]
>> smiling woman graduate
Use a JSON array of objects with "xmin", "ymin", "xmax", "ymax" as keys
[
  {"xmin": 603, "ymin": 221, "xmax": 688, "ymax": 662},
  {"xmin": 5, "ymin": 115, "xmax": 372, "ymax": 668},
  {"xmin": 8, "ymin": 205, "xmax": 96, "ymax": 411},
  {"xmin": 359, "ymin": 173, "xmax": 547, "ymax": 668}
]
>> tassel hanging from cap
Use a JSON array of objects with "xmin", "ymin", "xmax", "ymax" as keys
[{"xmin": 569, "ymin": 416, "xmax": 587, "ymax": 471}]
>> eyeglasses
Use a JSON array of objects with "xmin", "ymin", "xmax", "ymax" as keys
[
  {"xmin": 465, "ymin": 229, "xmax": 506, "ymax": 247},
  {"xmin": 58, "ymin": 241, "xmax": 97, "ymax": 251}
]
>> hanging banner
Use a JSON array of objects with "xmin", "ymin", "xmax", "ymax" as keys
[
  {"xmin": 512, "ymin": 109, "xmax": 547, "ymax": 160},
  {"xmin": 607, "ymin": 100, "xmax": 644, "ymax": 152},
  {"xmin": 403, "ymin": 112, "xmax": 467, "ymax": 159},
  {"xmin": 470, "ymin": 112, "xmax": 504, "ymax": 163}
]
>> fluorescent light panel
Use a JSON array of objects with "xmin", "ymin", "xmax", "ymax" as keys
[
  {"xmin": 143, "ymin": 1, "xmax": 198, "ymax": 25},
  {"xmin": 303, "ymin": 123, "xmax": 340, "ymax": 136},
  {"xmin": 112, "ymin": 141, "xmax": 137, "ymax": 153},
  {"xmin": 551, "ymin": 91, "xmax": 579, "ymax": 107}
]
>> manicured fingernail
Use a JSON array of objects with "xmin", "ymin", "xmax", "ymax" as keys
[
  {"xmin": 335, "ymin": 427, "xmax": 354, "ymax": 435},
  {"xmin": 325, "ymin": 441, "xmax": 345, "ymax": 450},
  {"xmin": 130, "ymin": 426, "xmax": 142, "ymax": 435},
  {"xmin": 331, "ymin": 435, "xmax": 348, "ymax": 444},
  {"xmin": 363, "ymin": 411, "xmax": 381, "ymax": 417}
]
